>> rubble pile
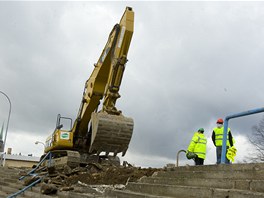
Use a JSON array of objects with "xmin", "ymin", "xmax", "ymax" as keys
[{"xmin": 22, "ymin": 163, "xmax": 162, "ymax": 195}]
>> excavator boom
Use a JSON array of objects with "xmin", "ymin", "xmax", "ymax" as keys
[{"xmin": 45, "ymin": 7, "xmax": 134, "ymax": 164}]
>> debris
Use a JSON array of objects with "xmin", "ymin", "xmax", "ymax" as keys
[
  {"xmin": 23, "ymin": 175, "xmax": 40, "ymax": 186},
  {"xmin": 32, "ymin": 162, "xmax": 162, "ymax": 196},
  {"xmin": 60, "ymin": 186, "xmax": 74, "ymax": 191},
  {"xmin": 41, "ymin": 183, "xmax": 58, "ymax": 195}
]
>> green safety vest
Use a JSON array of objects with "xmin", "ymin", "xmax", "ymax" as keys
[
  {"xmin": 213, "ymin": 127, "xmax": 231, "ymax": 147},
  {"xmin": 188, "ymin": 132, "xmax": 207, "ymax": 159}
]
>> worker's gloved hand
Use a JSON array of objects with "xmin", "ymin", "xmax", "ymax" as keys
[{"xmin": 186, "ymin": 150, "xmax": 197, "ymax": 160}]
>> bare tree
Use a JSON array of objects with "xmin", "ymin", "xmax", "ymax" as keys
[{"xmin": 247, "ymin": 116, "xmax": 264, "ymax": 162}]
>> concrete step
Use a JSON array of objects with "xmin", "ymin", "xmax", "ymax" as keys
[
  {"xmin": 0, "ymin": 168, "xmax": 26, "ymax": 177},
  {"xmin": 156, "ymin": 169, "xmax": 264, "ymax": 180},
  {"xmin": 213, "ymin": 188, "xmax": 264, "ymax": 198},
  {"xmin": 5, "ymin": 187, "xmax": 56, "ymax": 198},
  {"xmin": 0, "ymin": 190, "xmax": 10, "ymax": 198},
  {"xmin": 2, "ymin": 180, "xmax": 102, "ymax": 198},
  {"xmin": 125, "ymin": 182, "xmax": 264, "ymax": 198},
  {"xmin": 0, "ymin": 177, "xmax": 20, "ymax": 184},
  {"xmin": 174, "ymin": 163, "xmax": 264, "ymax": 172},
  {"xmin": 0, "ymin": 171, "xmax": 20, "ymax": 177},
  {"xmin": 105, "ymin": 189, "xmax": 174, "ymax": 198},
  {"xmin": 22, "ymin": 189, "xmax": 57, "ymax": 198},
  {"xmin": 0, "ymin": 173, "xmax": 21, "ymax": 180},
  {"xmin": 2, "ymin": 180, "xmax": 46, "ymax": 198},
  {"xmin": 0, "ymin": 167, "xmax": 24, "ymax": 172},
  {"xmin": 57, "ymin": 191, "xmax": 104, "ymax": 198},
  {"xmin": 139, "ymin": 176, "xmax": 264, "ymax": 193},
  {"xmin": 126, "ymin": 182, "xmax": 213, "ymax": 198},
  {"xmin": 0, "ymin": 181, "xmax": 24, "ymax": 190},
  {"xmin": 56, "ymin": 185, "xmax": 111, "ymax": 198},
  {"xmin": 0, "ymin": 185, "xmax": 19, "ymax": 194},
  {"xmin": 0, "ymin": 180, "xmax": 13, "ymax": 187},
  {"xmin": 140, "ymin": 176, "xmax": 232, "ymax": 189},
  {"xmin": 10, "ymin": 184, "xmax": 104, "ymax": 198}
]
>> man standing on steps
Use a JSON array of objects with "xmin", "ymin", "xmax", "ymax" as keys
[
  {"xmin": 212, "ymin": 118, "xmax": 235, "ymax": 164},
  {"xmin": 187, "ymin": 128, "xmax": 207, "ymax": 165}
]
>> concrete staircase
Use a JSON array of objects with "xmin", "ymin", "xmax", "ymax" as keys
[
  {"xmin": 106, "ymin": 163, "xmax": 264, "ymax": 198},
  {"xmin": 1, "ymin": 163, "xmax": 264, "ymax": 197},
  {"xmin": 0, "ymin": 167, "xmax": 24, "ymax": 197},
  {"xmin": 0, "ymin": 166, "xmax": 105, "ymax": 197},
  {"xmin": 0, "ymin": 167, "xmax": 61, "ymax": 198}
]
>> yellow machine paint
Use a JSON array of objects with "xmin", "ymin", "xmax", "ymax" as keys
[
  {"xmin": 44, "ymin": 7, "xmax": 134, "ymax": 164},
  {"xmin": 45, "ymin": 130, "xmax": 73, "ymax": 151}
]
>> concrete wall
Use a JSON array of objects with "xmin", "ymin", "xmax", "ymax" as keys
[
  {"xmin": 2, "ymin": 154, "xmax": 40, "ymax": 168},
  {"xmin": 4, "ymin": 159, "xmax": 38, "ymax": 168}
]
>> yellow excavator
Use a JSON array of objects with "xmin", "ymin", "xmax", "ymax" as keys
[{"xmin": 44, "ymin": 7, "xmax": 134, "ymax": 168}]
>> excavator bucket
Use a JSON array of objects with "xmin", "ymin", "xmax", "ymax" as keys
[{"xmin": 90, "ymin": 112, "xmax": 134, "ymax": 156}]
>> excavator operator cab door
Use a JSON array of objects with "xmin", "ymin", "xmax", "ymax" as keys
[{"xmin": 56, "ymin": 114, "xmax": 73, "ymax": 131}]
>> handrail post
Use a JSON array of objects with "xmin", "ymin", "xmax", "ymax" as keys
[
  {"xmin": 0, "ymin": 152, "xmax": 5, "ymax": 166},
  {"xmin": 221, "ymin": 107, "xmax": 264, "ymax": 164},
  {"xmin": 0, "ymin": 91, "xmax": 11, "ymax": 167},
  {"xmin": 176, "ymin": 149, "xmax": 186, "ymax": 167}
]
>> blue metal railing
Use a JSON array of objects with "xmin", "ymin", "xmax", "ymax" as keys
[
  {"xmin": 7, "ymin": 177, "xmax": 42, "ymax": 198},
  {"xmin": 221, "ymin": 107, "xmax": 264, "ymax": 164},
  {"xmin": 19, "ymin": 151, "xmax": 51, "ymax": 180},
  {"xmin": 7, "ymin": 152, "xmax": 52, "ymax": 198}
]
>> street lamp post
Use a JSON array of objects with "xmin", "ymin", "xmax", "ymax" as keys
[
  {"xmin": 0, "ymin": 91, "xmax": 11, "ymax": 167},
  {"xmin": 35, "ymin": 141, "xmax": 45, "ymax": 151}
]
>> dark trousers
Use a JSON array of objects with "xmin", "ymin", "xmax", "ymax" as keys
[
  {"xmin": 194, "ymin": 157, "xmax": 204, "ymax": 165},
  {"xmin": 216, "ymin": 146, "xmax": 230, "ymax": 164}
]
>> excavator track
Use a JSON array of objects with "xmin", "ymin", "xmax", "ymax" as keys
[{"xmin": 90, "ymin": 112, "xmax": 134, "ymax": 156}]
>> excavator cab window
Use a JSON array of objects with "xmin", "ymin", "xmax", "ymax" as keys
[
  {"xmin": 56, "ymin": 124, "xmax": 63, "ymax": 130},
  {"xmin": 55, "ymin": 114, "xmax": 73, "ymax": 131}
]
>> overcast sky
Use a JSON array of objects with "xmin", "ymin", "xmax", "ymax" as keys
[{"xmin": 1, "ymin": 1, "xmax": 264, "ymax": 167}]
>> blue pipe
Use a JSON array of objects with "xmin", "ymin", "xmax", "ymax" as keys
[
  {"xmin": 7, "ymin": 177, "xmax": 42, "ymax": 198},
  {"xmin": 221, "ymin": 107, "xmax": 264, "ymax": 164},
  {"xmin": 19, "ymin": 151, "xmax": 51, "ymax": 180},
  {"xmin": 9, "ymin": 152, "xmax": 52, "ymax": 197}
]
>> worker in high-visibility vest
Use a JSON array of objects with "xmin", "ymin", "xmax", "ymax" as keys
[
  {"xmin": 211, "ymin": 118, "xmax": 235, "ymax": 164},
  {"xmin": 187, "ymin": 128, "xmax": 207, "ymax": 165}
]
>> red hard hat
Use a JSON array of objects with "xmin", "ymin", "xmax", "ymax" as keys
[{"xmin": 217, "ymin": 118, "xmax": 224, "ymax": 124}]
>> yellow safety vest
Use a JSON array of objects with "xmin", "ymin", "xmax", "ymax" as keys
[
  {"xmin": 188, "ymin": 132, "xmax": 207, "ymax": 159},
  {"xmin": 226, "ymin": 146, "xmax": 237, "ymax": 162},
  {"xmin": 213, "ymin": 127, "xmax": 231, "ymax": 147}
]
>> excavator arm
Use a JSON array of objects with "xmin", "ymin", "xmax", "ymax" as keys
[{"xmin": 45, "ymin": 7, "xmax": 134, "ymax": 159}]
